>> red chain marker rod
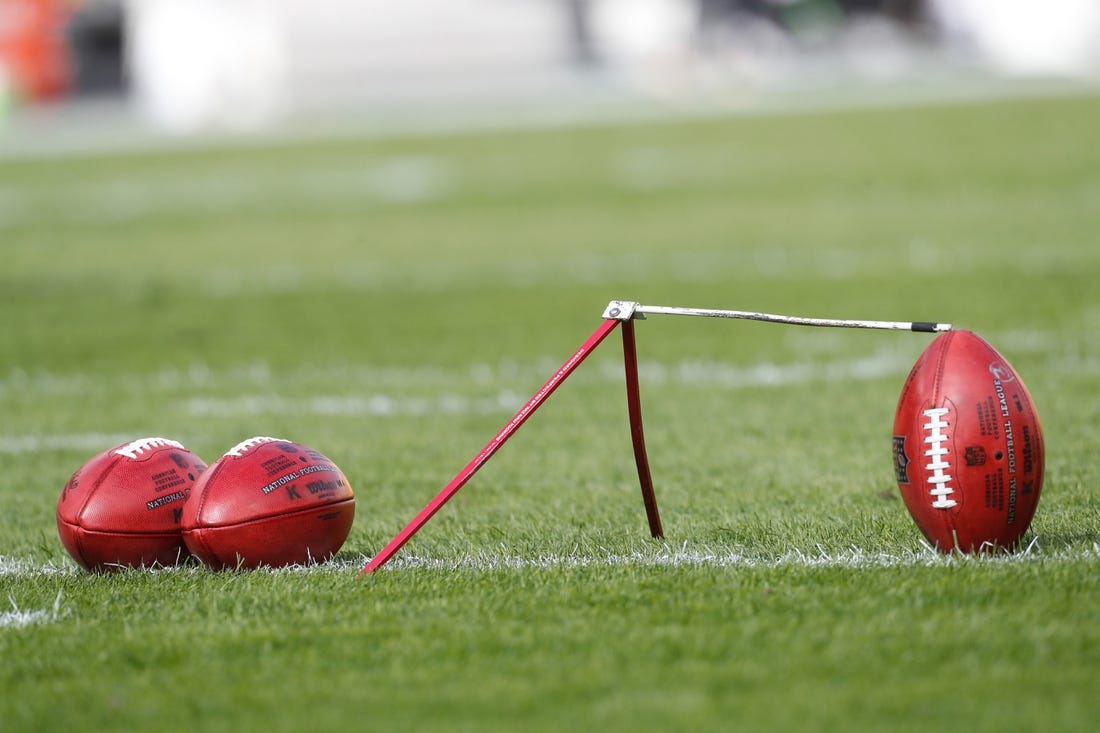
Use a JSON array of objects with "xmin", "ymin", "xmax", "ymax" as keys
[
  {"xmin": 360, "ymin": 318, "xmax": 622, "ymax": 575},
  {"xmin": 621, "ymin": 319, "xmax": 663, "ymax": 538}
]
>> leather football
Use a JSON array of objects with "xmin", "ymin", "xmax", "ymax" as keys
[
  {"xmin": 181, "ymin": 436, "xmax": 355, "ymax": 569},
  {"xmin": 893, "ymin": 330, "xmax": 1044, "ymax": 552},
  {"xmin": 57, "ymin": 437, "xmax": 206, "ymax": 571}
]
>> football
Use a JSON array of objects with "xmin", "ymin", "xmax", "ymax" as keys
[
  {"xmin": 57, "ymin": 437, "xmax": 207, "ymax": 571},
  {"xmin": 893, "ymin": 329, "xmax": 1045, "ymax": 552},
  {"xmin": 181, "ymin": 436, "xmax": 355, "ymax": 569}
]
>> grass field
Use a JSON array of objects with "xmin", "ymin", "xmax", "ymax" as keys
[{"xmin": 3, "ymin": 89, "xmax": 1100, "ymax": 732}]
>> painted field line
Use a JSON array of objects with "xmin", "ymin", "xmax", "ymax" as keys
[
  {"xmin": 370, "ymin": 541, "xmax": 1100, "ymax": 573},
  {"xmin": 0, "ymin": 433, "xmax": 133, "ymax": 455},
  {"xmin": 181, "ymin": 351, "xmax": 916, "ymax": 419},
  {"xmin": 6, "ymin": 541, "xmax": 1097, "ymax": 580},
  {"xmin": 0, "ymin": 155, "xmax": 454, "ymax": 230},
  {"xmin": 9, "ymin": 543, "xmax": 1100, "ymax": 579},
  {"xmin": 3, "ymin": 350, "xmax": 915, "ymax": 399},
  {"xmin": 615, "ymin": 349, "xmax": 912, "ymax": 389},
  {"xmin": 0, "ymin": 556, "xmax": 75, "ymax": 577},
  {"xmin": 7, "ymin": 335, "xmax": 1097, "ymax": 405},
  {"xmin": 185, "ymin": 391, "xmax": 526, "ymax": 418},
  {"xmin": 0, "ymin": 593, "xmax": 64, "ymax": 630}
]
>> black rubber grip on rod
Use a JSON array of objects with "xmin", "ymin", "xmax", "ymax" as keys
[{"xmin": 911, "ymin": 322, "xmax": 938, "ymax": 333}]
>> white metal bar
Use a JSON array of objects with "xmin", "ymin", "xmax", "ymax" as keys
[{"xmin": 603, "ymin": 301, "xmax": 951, "ymax": 332}]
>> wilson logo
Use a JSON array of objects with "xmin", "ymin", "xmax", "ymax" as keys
[
  {"xmin": 922, "ymin": 407, "xmax": 957, "ymax": 509},
  {"xmin": 113, "ymin": 437, "xmax": 184, "ymax": 460},
  {"xmin": 225, "ymin": 436, "xmax": 286, "ymax": 458}
]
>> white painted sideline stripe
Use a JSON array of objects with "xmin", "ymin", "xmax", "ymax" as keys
[{"xmin": 6, "ymin": 543, "xmax": 1099, "ymax": 578}]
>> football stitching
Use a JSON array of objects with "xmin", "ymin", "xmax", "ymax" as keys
[
  {"xmin": 112, "ymin": 437, "xmax": 184, "ymax": 460},
  {"xmin": 922, "ymin": 407, "xmax": 957, "ymax": 509},
  {"xmin": 224, "ymin": 436, "xmax": 285, "ymax": 458}
]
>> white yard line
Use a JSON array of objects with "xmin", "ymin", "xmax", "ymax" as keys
[
  {"xmin": 184, "ymin": 391, "xmax": 527, "ymax": 418},
  {"xmin": 0, "ymin": 155, "xmax": 455, "ymax": 231},
  {"xmin": 5, "ymin": 542, "xmax": 1098, "ymax": 580},
  {"xmin": 0, "ymin": 556, "xmax": 74, "ymax": 577},
  {"xmin": 2, "ymin": 322, "xmax": 1078, "ymax": 403},
  {"xmin": 0, "ymin": 349, "xmax": 918, "ymax": 441},
  {"xmin": 0, "ymin": 433, "xmax": 134, "ymax": 455},
  {"xmin": 371, "ymin": 540, "xmax": 1100, "ymax": 573},
  {"xmin": 0, "ymin": 593, "xmax": 65, "ymax": 630},
  {"xmin": 181, "ymin": 348, "xmax": 909, "ymax": 418},
  {"xmin": 0, "ymin": 339, "xmax": 1086, "ymax": 450}
]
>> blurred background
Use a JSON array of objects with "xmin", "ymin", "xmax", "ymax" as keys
[{"xmin": 2, "ymin": 0, "xmax": 1099, "ymax": 153}]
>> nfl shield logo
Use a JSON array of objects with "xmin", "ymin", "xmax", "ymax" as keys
[{"xmin": 893, "ymin": 436, "xmax": 910, "ymax": 484}]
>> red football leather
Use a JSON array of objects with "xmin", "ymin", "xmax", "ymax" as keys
[
  {"xmin": 181, "ymin": 437, "xmax": 355, "ymax": 569},
  {"xmin": 893, "ymin": 330, "xmax": 1044, "ymax": 552},
  {"xmin": 57, "ymin": 437, "xmax": 206, "ymax": 571}
]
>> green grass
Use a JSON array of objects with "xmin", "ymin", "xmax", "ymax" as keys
[{"xmin": 3, "ymin": 90, "xmax": 1100, "ymax": 732}]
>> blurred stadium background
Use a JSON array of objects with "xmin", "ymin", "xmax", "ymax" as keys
[{"xmin": 2, "ymin": 0, "xmax": 1099, "ymax": 152}]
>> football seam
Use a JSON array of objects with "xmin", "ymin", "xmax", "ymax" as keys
[
  {"xmin": 929, "ymin": 329, "xmax": 954, "ymax": 403},
  {"xmin": 71, "ymin": 521, "xmax": 91, "ymax": 569},
  {"xmin": 190, "ymin": 458, "xmax": 229, "ymax": 526},
  {"xmin": 187, "ymin": 496, "xmax": 355, "ymax": 530},
  {"xmin": 57, "ymin": 519, "xmax": 185, "ymax": 538},
  {"xmin": 71, "ymin": 453, "xmax": 123, "ymax": 524}
]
